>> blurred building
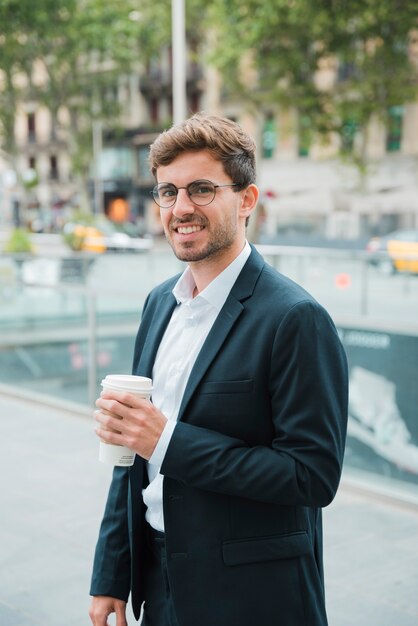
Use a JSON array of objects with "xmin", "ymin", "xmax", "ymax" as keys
[
  {"xmin": 0, "ymin": 43, "xmax": 208, "ymax": 233},
  {"xmin": 1, "ymin": 38, "xmax": 418, "ymax": 239},
  {"xmin": 257, "ymin": 69, "xmax": 418, "ymax": 241}
]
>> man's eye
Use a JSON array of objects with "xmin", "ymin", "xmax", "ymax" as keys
[
  {"xmin": 161, "ymin": 187, "xmax": 176, "ymax": 198},
  {"xmin": 192, "ymin": 184, "xmax": 212, "ymax": 195}
]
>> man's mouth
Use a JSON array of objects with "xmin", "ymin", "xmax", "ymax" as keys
[{"xmin": 176, "ymin": 225, "xmax": 204, "ymax": 234}]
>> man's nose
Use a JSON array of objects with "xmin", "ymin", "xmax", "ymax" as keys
[{"xmin": 171, "ymin": 188, "xmax": 196, "ymax": 218}]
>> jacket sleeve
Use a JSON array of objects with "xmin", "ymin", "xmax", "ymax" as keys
[
  {"xmin": 89, "ymin": 466, "xmax": 131, "ymax": 600},
  {"xmin": 160, "ymin": 300, "xmax": 348, "ymax": 508}
]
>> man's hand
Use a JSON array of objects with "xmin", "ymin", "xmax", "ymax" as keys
[
  {"xmin": 94, "ymin": 390, "xmax": 168, "ymax": 460},
  {"xmin": 89, "ymin": 596, "xmax": 127, "ymax": 626}
]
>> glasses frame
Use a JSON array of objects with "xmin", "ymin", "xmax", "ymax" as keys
[{"xmin": 151, "ymin": 179, "xmax": 239, "ymax": 209}]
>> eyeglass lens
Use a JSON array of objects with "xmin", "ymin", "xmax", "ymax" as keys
[{"xmin": 153, "ymin": 180, "xmax": 217, "ymax": 208}]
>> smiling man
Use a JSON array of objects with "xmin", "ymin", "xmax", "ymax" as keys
[
  {"xmin": 89, "ymin": 113, "xmax": 348, "ymax": 626},
  {"xmin": 156, "ymin": 149, "xmax": 256, "ymax": 287}
]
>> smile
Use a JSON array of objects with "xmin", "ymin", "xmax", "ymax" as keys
[{"xmin": 176, "ymin": 225, "xmax": 204, "ymax": 234}]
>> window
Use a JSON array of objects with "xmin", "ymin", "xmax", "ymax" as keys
[
  {"xmin": 189, "ymin": 92, "xmax": 200, "ymax": 114},
  {"xmin": 50, "ymin": 155, "xmax": 59, "ymax": 180},
  {"xmin": 137, "ymin": 146, "xmax": 152, "ymax": 181},
  {"xmin": 262, "ymin": 115, "xmax": 277, "ymax": 159},
  {"xmin": 386, "ymin": 106, "xmax": 403, "ymax": 152},
  {"xmin": 25, "ymin": 157, "xmax": 38, "ymax": 188},
  {"xmin": 149, "ymin": 98, "xmax": 159, "ymax": 125},
  {"xmin": 341, "ymin": 119, "xmax": 358, "ymax": 153},
  {"xmin": 28, "ymin": 112, "xmax": 36, "ymax": 143},
  {"xmin": 298, "ymin": 115, "xmax": 312, "ymax": 157}
]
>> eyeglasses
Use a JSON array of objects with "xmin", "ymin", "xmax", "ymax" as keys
[{"xmin": 151, "ymin": 179, "xmax": 239, "ymax": 209}]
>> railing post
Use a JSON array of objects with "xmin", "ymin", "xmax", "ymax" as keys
[
  {"xmin": 360, "ymin": 255, "xmax": 369, "ymax": 316},
  {"xmin": 87, "ymin": 289, "xmax": 97, "ymax": 407}
]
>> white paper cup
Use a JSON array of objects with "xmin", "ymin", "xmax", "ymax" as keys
[{"xmin": 99, "ymin": 374, "xmax": 153, "ymax": 467}]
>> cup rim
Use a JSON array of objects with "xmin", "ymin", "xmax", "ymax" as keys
[
  {"xmin": 101, "ymin": 382, "xmax": 153, "ymax": 394},
  {"xmin": 101, "ymin": 374, "xmax": 152, "ymax": 390}
]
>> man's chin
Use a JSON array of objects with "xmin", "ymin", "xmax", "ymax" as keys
[
  {"xmin": 173, "ymin": 249, "xmax": 206, "ymax": 263},
  {"xmin": 169, "ymin": 240, "xmax": 210, "ymax": 263}
]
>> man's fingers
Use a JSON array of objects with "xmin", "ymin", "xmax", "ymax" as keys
[
  {"xmin": 89, "ymin": 596, "xmax": 126, "ymax": 626},
  {"xmin": 115, "ymin": 602, "xmax": 128, "ymax": 626}
]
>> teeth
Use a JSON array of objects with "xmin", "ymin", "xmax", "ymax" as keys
[{"xmin": 177, "ymin": 226, "xmax": 203, "ymax": 234}]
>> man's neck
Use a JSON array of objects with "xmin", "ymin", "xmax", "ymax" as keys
[{"xmin": 189, "ymin": 240, "xmax": 246, "ymax": 295}]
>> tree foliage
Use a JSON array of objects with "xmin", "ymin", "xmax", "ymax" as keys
[
  {"xmin": 1, "ymin": 0, "xmax": 417, "ymax": 180},
  {"xmin": 206, "ymin": 0, "xmax": 418, "ymax": 162},
  {"xmin": 0, "ymin": 0, "xmax": 170, "ymax": 172}
]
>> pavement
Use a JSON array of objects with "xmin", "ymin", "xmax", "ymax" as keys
[{"xmin": 1, "ymin": 391, "xmax": 418, "ymax": 626}]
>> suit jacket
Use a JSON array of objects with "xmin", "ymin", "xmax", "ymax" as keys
[{"xmin": 90, "ymin": 245, "xmax": 348, "ymax": 626}]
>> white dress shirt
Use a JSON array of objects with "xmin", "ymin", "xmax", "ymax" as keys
[{"xmin": 143, "ymin": 241, "xmax": 252, "ymax": 531}]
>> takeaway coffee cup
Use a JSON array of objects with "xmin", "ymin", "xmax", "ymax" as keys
[{"xmin": 98, "ymin": 374, "xmax": 153, "ymax": 467}]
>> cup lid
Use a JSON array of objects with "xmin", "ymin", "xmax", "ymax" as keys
[{"xmin": 101, "ymin": 374, "xmax": 153, "ymax": 390}]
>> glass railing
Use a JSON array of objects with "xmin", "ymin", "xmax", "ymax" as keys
[
  {"xmin": 1, "ymin": 244, "xmax": 417, "ymax": 500},
  {"xmin": 0, "ymin": 247, "xmax": 183, "ymax": 406}
]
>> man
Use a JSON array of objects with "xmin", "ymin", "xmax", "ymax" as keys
[{"xmin": 89, "ymin": 113, "xmax": 348, "ymax": 626}]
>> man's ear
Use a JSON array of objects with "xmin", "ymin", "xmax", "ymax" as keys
[{"xmin": 239, "ymin": 184, "xmax": 259, "ymax": 221}]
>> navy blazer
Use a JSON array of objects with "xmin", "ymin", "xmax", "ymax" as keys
[{"xmin": 90, "ymin": 245, "xmax": 348, "ymax": 626}]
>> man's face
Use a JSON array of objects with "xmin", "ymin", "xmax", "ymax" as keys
[{"xmin": 156, "ymin": 150, "xmax": 247, "ymax": 265}]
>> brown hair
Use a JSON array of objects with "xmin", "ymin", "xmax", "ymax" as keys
[{"xmin": 149, "ymin": 112, "xmax": 256, "ymax": 189}]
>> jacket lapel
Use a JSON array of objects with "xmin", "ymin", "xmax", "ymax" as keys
[
  {"xmin": 177, "ymin": 245, "xmax": 265, "ymax": 421},
  {"xmin": 138, "ymin": 288, "xmax": 177, "ymax": 378}
]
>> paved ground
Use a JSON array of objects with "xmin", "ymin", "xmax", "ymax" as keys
[{"xmin": 1, "ymin": 391, "xmax": 418, "ymax": 626}]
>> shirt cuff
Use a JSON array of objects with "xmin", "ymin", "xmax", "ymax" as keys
[{"xmin": 148, "ymin": 420, "xmax": 177, "ymax": 466}]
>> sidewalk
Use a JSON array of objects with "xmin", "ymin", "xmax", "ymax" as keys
[{"xmin": 1, "ymin": 392, "xmax": 417, "ymax": 626}]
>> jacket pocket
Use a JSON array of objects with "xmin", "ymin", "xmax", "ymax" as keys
[
  {"xmin": 222, "ymin": 531, "xmax": 310, "ymax": 566},
  {"xmin": 196, "ymin": 379, "xmax": 254, "ymax": 420}
]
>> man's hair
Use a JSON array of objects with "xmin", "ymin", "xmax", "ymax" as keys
[{"xmin": 149, "ymin": 112, "xmax": 256, "ymax": 189}]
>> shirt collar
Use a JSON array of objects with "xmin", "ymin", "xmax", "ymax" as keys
[{"xmin": 173, "ymin": 241, "xmax": 251, "ymax": 311}]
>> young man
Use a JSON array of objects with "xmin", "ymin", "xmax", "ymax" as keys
[{"xmin": 89, "ymin": 113, "xmax": 348, "ymax": 626}]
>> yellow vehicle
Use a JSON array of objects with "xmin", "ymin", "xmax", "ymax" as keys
[
  {"xmin": 63, "ymin": 220, "xmax": 149, "ymax": 254},
  {"xmin": 73, "ymin": 225, "xmax": 106, "ymax": 253},
  {"xmin": 63, "ymin": 222, "xmax": 107, "ymax": 253},
  {"xmin": 366, "ymin": 230, "xmax": 418, "ymax": 274}
]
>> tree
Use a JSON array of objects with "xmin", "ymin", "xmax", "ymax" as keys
[
  {"xmin": 0, "ymin": 0, "xmax": 171, "ymax": 206},
  {"xmin": 206, "ymin": 0, "xmax": 418, "ymax": 168}
]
